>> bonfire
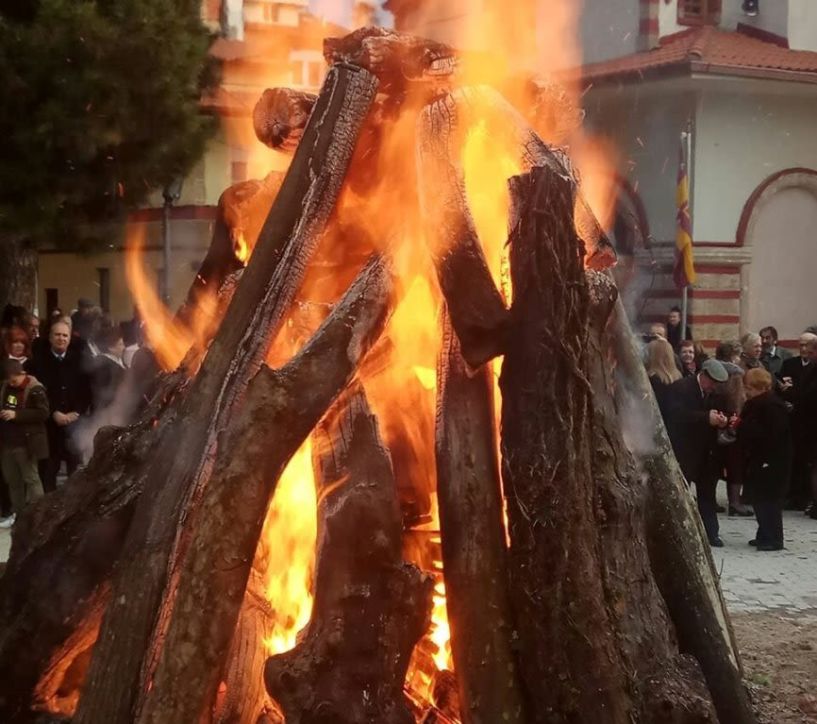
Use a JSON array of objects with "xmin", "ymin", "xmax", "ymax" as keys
[{"xmin": 0, "ymin": 27, "xmax": 756, "ymax": 724}]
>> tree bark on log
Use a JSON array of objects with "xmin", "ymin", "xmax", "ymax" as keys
[
  {"xmin": 74, "ymin": 63, "xmax": 378, "ymax": 724},
  {"xmin": 136, "ymin": 255, "xmax": 394, "ymax": 724},
  {"xmin": 264, "ymin": 385, "xmax": 434, "ymax": 724},
  {"xmin": 583, "ymin": 270, "xmax": 718, "ymax": 723},
  {"xmin": 434, "ymin": 309, "xmax": 525, "ymax": 724},
  {"xmin": 416, "ymin": 93, "xmax": 510, "ymax": 370},
  {"xmin": 606, "ymin": 297, "xmax": 757, "ymax": 724},
  {"xmin": 499, "ymin": 166, "xmax": 632, "ymax": 723},
  {"xmin": 213, "ymin": 568, "xmax": 277, "ymax": 724}
]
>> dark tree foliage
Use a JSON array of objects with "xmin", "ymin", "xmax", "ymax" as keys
[{"xmin": 0, "ymin": 0, "xmax": 219, "ymax": 248}]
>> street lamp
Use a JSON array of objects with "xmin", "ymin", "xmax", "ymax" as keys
[{"xmin": 161, "ymin": 177, "xmax": 184, "ymax": 305}]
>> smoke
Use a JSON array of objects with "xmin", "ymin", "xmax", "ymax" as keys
[{"xmin": 69, "ymin": 374, "xmax": 145, "ymax": 464}]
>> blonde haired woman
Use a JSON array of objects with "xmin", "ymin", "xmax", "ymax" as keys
[{"xmin": 645, "ymin": 338, "xmax": 681, "ymax": 421}]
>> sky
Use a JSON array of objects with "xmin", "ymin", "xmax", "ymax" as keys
[{"xmin": 308, "ymin": 0, "xmax": 393, "ymax": 28}]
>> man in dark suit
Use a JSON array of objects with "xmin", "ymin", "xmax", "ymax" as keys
[
  {"xmin": 797, "ymin": 337, "xmax": 817, "ymax": 518},
  {"xmin": 24, "ymin": 321, "xmax": 91, "ymax": 492},
  {"xmin": 781, "ymin": 332, "xmax": 817, "ymax": 509},
  {"xmin": 760, "ymin": 326, "xmax": 793, "ymax": 377},
  {"xmin": 666, "ymin": 358, "xmax": 730, "ymax": 546}
]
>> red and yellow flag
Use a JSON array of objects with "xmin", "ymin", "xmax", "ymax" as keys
[{"xmin": 673, "ymin": 139, "xmax": 696, "ymax": 288}]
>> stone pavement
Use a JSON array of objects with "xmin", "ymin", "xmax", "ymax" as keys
[
  {"xmin": 1, "ymin": 493, "xmax": 815, "ymax": 616},
  {"xmin": 713, "ymin": 507, "xmax": 817, "ymax": 614}
]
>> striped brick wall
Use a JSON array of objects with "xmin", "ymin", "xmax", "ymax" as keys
[{"xmin": 631, "ymin": 245, "xmax": 750, "ymax": 351}]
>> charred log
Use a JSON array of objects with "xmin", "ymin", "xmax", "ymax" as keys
[
  {"xmin": 606, "ymin": 297, "xmax": 757, "ymax": 724},
  {"xmin": 500, "ymin": 166, "xmax": 632, "ymax": 722},
  {"xmin": 136, "ymin": 256, "xmax": 394, "ymax": 724},
  {"xmin": 435, "ymin": 310, "xmax": 525, "ymax": 724},
  {"xmin": 416, "ymin": 93, "xmax": 510, "ymax": 370},
  {"xmin": 264, "ymin": 386, "xmax": 434, "ymax": 724},
  {"xmin": 325, "ymin": 26, "xmax": 457, "ymax": 95},
  {"xmin": 74, "ymin": 64, "xmax": 379, "ymax": 724},
  {"xmin": 254, "ymin": 88, "xmax": 318, "ymax": 154}
]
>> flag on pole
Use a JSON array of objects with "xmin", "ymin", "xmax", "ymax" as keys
[{"xmin": 673, "ymin": 135, "xmax": 696, "ymax": 288}]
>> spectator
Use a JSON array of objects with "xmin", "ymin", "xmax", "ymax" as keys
[
  {"xmin": 91, "ymin": 327, "xmax": 126, "ymax": 413},
  {"xmin": 713, "ymin": 340, "xmax": 752, "ymax": 517},
  {"xmin": 121, "ymin": 319, "xmax": 141, "ymax": 369},
  {"xmin": 797, "ymin": 336, "xmax": 817, "ymax": 519},
  {"xmin": 666, "ymin": 305, "xmax": 693, "ymax": 351},
  {"xmin": 25, "ymin": 320, "xmax": 91, "ymax": 492},
  {"xmin": 0, "ymin": 359, "xmax": 48, "ymax": 528},
  {"xmin": 649, "ymin": 323, "xmax": 667, "ymax": 341},
  {"xmin": 4, "ymin": 325, "xmax": 30, "ymax": 364},
  {"xmin": 25, "ymin": 313, "xmax": 40, "ymax": 345},
  {"xmin": 678, "ymin": 339, "xmax": 698, "ymax": 377},
  {"xmin": 666, "ymin": 358, "xmax": 730, "ymax": 546},
  {"xmin": 645, "ymin": 338, "xmax": 681, "ymax": 421},
  {"xmin": 740, "ymin": 332, "xmax": 763, "ymax": 371},
  {"xmin": 737, "ymin": 368, "xmax": 792, "ymax": 550},
  {"xmin": 760, "ymin": 326, "xmax": 793, "ymax": 377},
  {"xmin": 781, "ymin": 332, "xmax": 817, "ymax": 509}
]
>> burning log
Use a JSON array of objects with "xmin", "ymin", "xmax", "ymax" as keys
[
  {"xmin": 213, "ymin": 568, "xmax": 277, "ymax": 724},
  {"xmin": 416, "ymin": 94, "xmax": 510, "ymax": 370},
  {"xmin": 500, "ymin": 166, "xmax": 632, "ymax": 721},
  {"xmin": 136, "ymin": 256, "xmax": 395, "ymax": 724},
  {"xmin": 606, "ymin": 297, "xmax": 758, "ymax": 724},
  {"xmin": 264, "ymin": 385, "xmax": 434, "ymax": 724},
  {"xmin": 434, "ymin": 310, "xmax": 525, "ymax": 724},
  {"xmin": 325, "ymin": 26, "xmax": 457, "ymax": 93},
  {"xmin": 74, "ymin": 63, "xmax": 379, "ymax": 724},
  {"xmin": 254, "ymin": 88, "xmax": 318, "ymax": 154}
]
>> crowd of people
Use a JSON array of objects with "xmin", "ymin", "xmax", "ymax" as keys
[
  {"xmin": 0, "ymin": 301, "xmax": 157, "ymax": 528},
  {"xmin": 645, "ymin": 306, "xmax": 817, "ymax": 551}
]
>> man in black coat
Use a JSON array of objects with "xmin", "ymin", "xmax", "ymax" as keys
[
  {"xmin": 666, "ymin": 358, "xmax": 730, "ymax": 546},
  {"xmin": 24, "ymin": 321, "xmax": 91, "ymax": 492},
  {"xmin": 780, "ymin": 332, "xmax": 817, "ymax": 509}
]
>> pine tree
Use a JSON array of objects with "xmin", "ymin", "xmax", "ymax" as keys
[{"xmin": 0, "ymin": 0, "xmax": 219, "ymax": 310}]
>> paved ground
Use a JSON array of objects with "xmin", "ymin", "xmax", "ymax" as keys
[
  {"xmin": 1, "ymin": 490, "xmax": 815, "ymax": 616},
  {"xmin": 714, "ymin": 507, "xmax": 817, "ymax": 614}
]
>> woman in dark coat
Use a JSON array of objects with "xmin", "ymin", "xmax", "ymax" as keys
[{"xmin": 737, "ymin": 368, "xmax": 793, "ymax": 551}]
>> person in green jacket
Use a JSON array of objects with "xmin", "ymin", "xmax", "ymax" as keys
[{"xmin": 0, "ymin": 358, "xmax": 49, "ymax": 528}]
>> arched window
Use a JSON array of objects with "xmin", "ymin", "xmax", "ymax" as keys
[{"xmin": 678, "ymin": 0, "xmax": 722, "ymax": 26}]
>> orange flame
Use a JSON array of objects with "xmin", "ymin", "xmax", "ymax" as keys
[
  {"xmin": 124, "ymin": 226, "xmax": 218, "ymax": 371},
  {"xmin": 261, "ymin": 440, "xmax": 317, "ymax": 655},
  {"xmin": 234, "ymin": 232, "xmax": 250, "ymax": 264}
]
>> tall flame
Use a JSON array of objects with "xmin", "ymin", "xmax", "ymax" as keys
[{"xmin": 261, "ymin": 440, "xmax": 317, "ymax": 655}]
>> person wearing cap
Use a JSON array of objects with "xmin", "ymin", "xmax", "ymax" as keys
[
  {"xmin": 0, "ymin": 359, "xmax": 48, "ymax": 528},
  {"xmin": 666, "ymin": 357, "xmax": 730, "ymax": 547}
]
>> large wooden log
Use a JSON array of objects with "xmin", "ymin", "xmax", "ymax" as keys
[
  {"xmin": 583, "ymin": 270, "xmax": 717, "ymax": 722},
  {"xmin": 264, "ymin": 385, "xmax": 434, "ymax": 724},
  {"xmin": 606, "ymin": 296, "xmax": 757, "ymax": 724},
  {"xmin": 416, "ymin": 94, "xmax": 510, "ymax": 370},
  {"xmin": 136, "ymin": 255, "xmax": 395, "ymax": 724},
  {"xmin": 74, "ymin": 63, "xmax": 379, "ymax": 724},
  {"xmin": 499, "ymin": 165, "xmax": 632, "ymax": 722},
  {"xmin": 434, "ymin": 310, "xmax": 525, "ymax": 724},
  {"xmin": 213, "ymin": 568, "xmax": 276, "ymax": 724}
]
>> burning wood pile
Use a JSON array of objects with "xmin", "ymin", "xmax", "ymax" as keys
[{"xmin": 0, "ymin": 27, "xmax": 758, "ymax": 724}]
